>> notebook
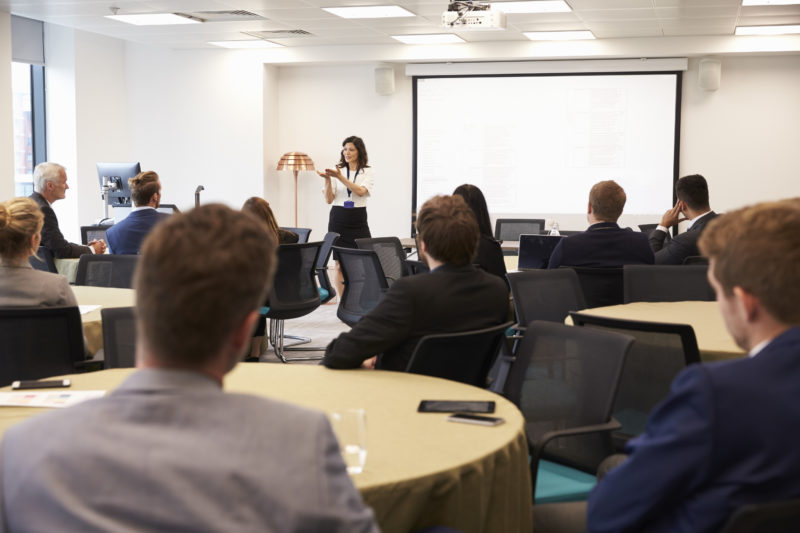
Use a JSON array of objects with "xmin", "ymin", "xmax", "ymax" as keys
[{"xmin": 517, "ymin": 234, "xmax": 564, "ymax": 270}]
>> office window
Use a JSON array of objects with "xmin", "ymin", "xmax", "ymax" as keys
[{"xmin": 11, "ymin": 63, "xmax": 46, "ymax": 197}]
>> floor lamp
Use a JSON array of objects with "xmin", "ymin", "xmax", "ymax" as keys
[{"xmin": 276, "ymin": 152, "xmax": 315, "ymax": 227}]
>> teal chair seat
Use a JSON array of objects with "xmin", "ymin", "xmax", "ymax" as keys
[
  {"xmin": 534, "ymin": 459, "xmax": 597, "ymax": 504},
  {"xmin": 318, "ymin": 287, "xmax": 329, "ymax": 302}
]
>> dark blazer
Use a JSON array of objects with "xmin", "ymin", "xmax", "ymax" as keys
[
  {"xmin": 474, "ymin": 234, "xmax": 507, "ymax": 283},
  {"xmin": 106, "ymin": 208, "xmax": 170, "ymax": 254},
  {"xmin": 323, "ymin": 264, "xmax": 509, "ymax": 371},
  {"xmin": 548, "ymin": 222, "xmax": 654, "ymax": 269},
  {"xmin": 650, "ymin": 211, "xmax": 718, "ymax": 265},
  {"xmin": 277, "ymin": 229, "xmax": 299, "ymax": 244},
  {"xmin": 587, "ymin": 327, "xmax": 800, "ymax": 533},
  {"xmin": 29, "ymin": 191, "xmax": 91, "ymax": 259}
]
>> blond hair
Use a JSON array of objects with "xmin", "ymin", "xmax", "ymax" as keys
[
  {"xmin": 0, "ymin": 197, "xmax": 44, "ymax": 260},
  {"xmin": 589, "ymin": 180, "xmax": 626, "ymax": 222}
]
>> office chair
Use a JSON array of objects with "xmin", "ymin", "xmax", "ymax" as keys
[
  {"xmin": 334, "ymin": 247, "xmax": 390, "ymax": 327},
  {"xmin": 623, "ymin": 264, "xmax": 715, "ymax": 303},
  {"xmin": 74, "ymin": 254, "xmax": 139, "ymax": 289},
  {"xmin": 101, "ymin": 306, "xmax": 137, "ymax": 368},
  {"xmin": 280, "ymin": 227, "xmax": 311, "ymax": 243}
]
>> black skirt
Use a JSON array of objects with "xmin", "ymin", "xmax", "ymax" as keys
[{"xmin": 329, "ymin": 206, "xmax": 371, "ymax": 248}]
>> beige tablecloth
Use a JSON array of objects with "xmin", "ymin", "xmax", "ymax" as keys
[
  {"xmin": 566, "ymin": 301, "xmax": 745, "ymax": 361},
  {"xmin": 0, "ymin": 366, "xmax": 532, "ymax": 533},
  {"xmin": 74, "ymin": 286, "xmax": 136, "ymax": 355}
]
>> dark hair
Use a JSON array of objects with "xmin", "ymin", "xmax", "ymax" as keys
[
  {"xmin": 129, "ymin": 171, "xmax": 160, "ymax": 207},
  {"xmin": 416, "ymin": 195, "xmax": 479, "ymax": 266},
  {"xmin": 453, "ymin": 184, "xmax": 493, "ymax": 238},
  {"xmin": 676, "ymin": 174, "xmax": 710, "ymax": 211},
  {"xmin": 589, "ymin": 180, "xmax": 626, "ymax": 222},
  {"xmin": 242, "ymin": 197, "xmax": 280, "ymax": 241},
  {"xmin": 336, "ymin": 135, "xmax": 369, "ymax": 170},
  {"xmin": 134, "ymin": 204, "xmax": 277, "ymax": 367}
]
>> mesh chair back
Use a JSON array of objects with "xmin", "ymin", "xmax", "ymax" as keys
[
  {"xmin": 508, "ymin": 270, "xmax": 586, "ymax": 325},
  {"xmin": 494, "ymin": 219, "xmax": 545, "ymax": 242},
  {"xmin": 316, "ymin": 232, "xmax": 340, "ymax": 304},
  {"xmin": 623, "ymin": 264, "xmax": 714, "ymax": 303},
  {"xmin": 75, "ymin": 255, "xmax": 139, "ymax": 288},
  {"xmin": 569, "ymin": 266, "xmax": 624, "ymax": 308},
  {"xmin": 266, "ymin": 242, "xmax": 322, "ymax": 320},
  {"xmin": 29, "ymin": 246, "xmax": 57, "ymax": 273},
  {"xmin": 81, "ymin": 225, "xmax": 110, "ymax": 245},
  {"xmin": 683, "ymin": 255, "xmax": 709, "ymax": 265},
  {"xmin": 406, "ymin": 321, "xmax": 514, "ymax": 387},
  {"xmin": 570, "ymin": 312, "xmax": 700, "ymax": 446},
  {"xmin": 334, "ymin": 247, "xmax": 389, "ymax": 327},
  {"xmin": 0, "ymin": 306, "xmax": 85, "ymax": 386},
  {"xmin": 355, "ymin": 237, "xmax": 408, "ymax": 284},
  {"xmin": 101, "ymin": 306, "xmax": 137, "ymax": 368},
  {"xmin": 721, "ymin": 498, "xmax": 800, "ymax": 533},
  {"xmin": 280, "ymin": 227, "xmax": 311, "ymax": 243},
  {"xmin": 505, "ymin": 321, "xmax": 632, "ymax": 473}
]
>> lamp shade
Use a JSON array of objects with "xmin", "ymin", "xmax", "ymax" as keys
[{"xmin": 276, "ymin": 152, "xmax": 315, "ymax": 171}]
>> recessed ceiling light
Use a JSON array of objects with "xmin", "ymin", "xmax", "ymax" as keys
[
  {"xmin": 491, "ymin": 1, "xmax": 571, "ymax": 14},
  {"xmin": 322, "ymin": 6, "xmax": 415, "ymax": 19},
  {"xmin": 735, "ymin": 24, "xmax": 800, "ymax": 35},
  {"xmin": 208, "ymin": 40, "xmax": 283, "ymax": 49},
  {"xmin": 742, "ymin": 0, "xmax": 800, "ymax": 5},
  {"xmin": 392, "ymin": 34, "xmax": 465, "ymax": 44},
  {"xmin": 523, "ymin": 30, "xmax": 595, "ymax": 40},
  {"xmin": 105, "ymin": 13, "xmax": 201, "ymax": 26}
]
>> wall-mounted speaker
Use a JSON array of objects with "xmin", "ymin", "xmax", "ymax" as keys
[
  {"xmin": 375, "ymin": 67, "xmax": 395, "ymax": 95},
  {"xmin": 698, "ymin": 58, "xmax": 722, "ymax": 91}
]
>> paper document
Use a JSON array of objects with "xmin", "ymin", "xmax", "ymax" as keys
[
  {"xmin": 79, "ymin": 305, "xmax": 101, "ymax": 315},
  {"xmin": 0, "ymin": 390, "xmax": 105, "ymax": 408}
]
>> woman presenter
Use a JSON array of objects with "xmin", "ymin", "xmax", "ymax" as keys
[{"xmin": 318, "ymin": 135, "xmax": 374, "ymax": 248}]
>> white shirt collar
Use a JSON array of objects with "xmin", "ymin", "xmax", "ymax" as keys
[
  {"xmin": 686, "ymin": 210, "xmax": 712, "ymax": 230},
  {"xmin": 748, "ymin": 338, "xmax": 772, "ymax": 358},
  {"xmin": 131, "ymin": 205, "xmax": 156, "ymax": 213}
]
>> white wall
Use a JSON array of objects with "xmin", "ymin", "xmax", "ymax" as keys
[{"xmin": 0, "ymin": 11, "xmax": 15, "ymax": 198}]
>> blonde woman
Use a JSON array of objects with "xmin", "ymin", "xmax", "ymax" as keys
[{"xmin": 0, "ymin": 197, "xmax": 77, "ymax": 307}]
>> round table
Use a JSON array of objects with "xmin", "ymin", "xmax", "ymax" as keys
[
  {"xmin": 74, "ymin": 286, "xmax": 136, "ymax": 355},
  {"xmin": 0, "ymin": 365, "xmax": 532, "ymax": 533},
  {"xmin": 566, "ymin": 300, "xmax": 745, "ymax": 361}
]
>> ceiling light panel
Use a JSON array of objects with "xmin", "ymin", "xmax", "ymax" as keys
[
  {"xmin": 491, "ymin": 1, "xmax": 571, "ymax": 14},
  {"xmin": 735, "ymin": 23, "xmax": 800, "ymax": 34},
  {"xmin": 322, "ymin": 6, "xmax": 415, "ymax": 19},
  {"xmin": 742, "ymin": 0, "xmax": 800, "ymax": 5},
  {"xmin": 105, "ymin": 13, "xmax": 201, "ymax": 26},
  {"xmin": 392, "ymin": 34, "xmax": 465, "ymax": 44}
]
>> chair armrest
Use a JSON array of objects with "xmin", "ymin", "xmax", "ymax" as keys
[{"xmin": 530, "ymin": 418, "xmax": 622, "ymax": 469}]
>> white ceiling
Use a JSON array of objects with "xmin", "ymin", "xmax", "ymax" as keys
[{"xmin": 4, "ymin": 0, "xmax": 800, "ymax": 62}]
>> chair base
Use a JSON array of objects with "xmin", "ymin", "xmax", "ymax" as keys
[{"xmin": 268, "ymin": 319, "xmax": 325, "ymax": 363}]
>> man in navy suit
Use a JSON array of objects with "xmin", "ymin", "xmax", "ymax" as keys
[
  {"xmin": 649, "ymin": 173, "xmax": 718, "ymax": 264},
  {"xmin": 587, "ymin": 199, "xmax": 800, "ymax": 533},
  {"xmin": 548, "ymin": 180, "xmax": 654, "ymax": 269},
  {"xmin": 106, "ymin": 171, "xmax": 170, "ymax": 254}
]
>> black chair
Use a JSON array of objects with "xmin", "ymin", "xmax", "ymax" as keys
[
  {"xmin": 29, "ymin": 246, "xmax": 57, "ymax": 273},
  {"xmin": 80, "ymin": 224, "xmax": 111, "ymax": 245},
  {"xmin": 683, "ymin": 255, "xmax": 709, "ymax": 265},
  {"xmin": 504, "ymin": 321, "xmax": 633, "ymax": 504},
  {"xmin": 355, "ymin": 237, "xmax": 411, "ymax": 285},
  {"xmin": 75, "ymin": 254, "xmax": 139, "ymax": 288},
  {"xmin": 623, "ymin": 264, "xmax": 715, "ymax": 303},
  {"xmin": 316, "ymin": 232, "xmax": 340, "ymax": 305},
  {"xmin": 494, "ymin": 218, "xmax": 546, "ymax": 242},
  {"xmin": 721, "ymin": 498, "xmax": 800, "ymax": 533},
  {"xmin": 280, "ymin": 227, "xmax": 311, "ymax": 243},
  {"xmin": 405, "ymin": 321, "xmax": 514, "ymax": 387},
  {"xmin": 0, "ymin": 306, "xmax": 86, "ymax": 387},
  {"xmin": 507, "ymin": 269, "xmax": 586, "ymax": 328},
  {"xmin": 570, "ymin": 312, "xmax": 701, "ymax": 449},
  {"xmin": 101, "ymin": 306, "xmax": 137, "ymax": 368},
  {"xmin": 569, "ymin": 266, "xmax": 624, "ymax": 308},
  {"xmin": 334, "ymin": 247, "xmax": 389, "ymax": 327},
  {"xmin": 265, "ymin": 242, "xmax": 322, "ymax": 362}
]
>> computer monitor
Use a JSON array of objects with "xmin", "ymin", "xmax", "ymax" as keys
[
  {"xmin": 517, "ymin": 234, "xmax": 564, "ymax": 270},
  {"xmin": 96, "ymin": 162, "xmax": 141, "ymax": 208}
]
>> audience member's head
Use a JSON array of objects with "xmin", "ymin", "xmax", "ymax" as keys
[
  {"xmin": 588, "ymin": 180, "xmax": 626, "ymax": 223},
  {"xmin": 676, "ymin": 174, "xmax": 710, "ymax": 212},
  {"xmin": 453, "ymin": 184, "xmax": 493, "ymax": 238},
  {"xmin": 241, "ymin": 197, "xmax": 280, "ymax": 241},
  {"xmin": 129, "ymin": 171, "xmax": 161, "ymax": 208},
  {"xmin": 416, "ymin": 195, "xmax": 479, "ymax": 267},
  {"xmin": 699, "ymin": 199, "xmax": 800, "ymax": 348},
  {"xmin": 33, "ymin": 162, "xmax": 68, "ymax": 202},
  {"xmin": 0, "ymin": 197, "xmax": 44, "ymax": 265},
  {"xmin": 134, "ymin": 204, "xmax": 277, "ymax": 376}
]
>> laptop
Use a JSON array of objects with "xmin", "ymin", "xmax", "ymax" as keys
[{"xmin": 517, "ymin": 234, "xmax": 564, "ymax": 270}]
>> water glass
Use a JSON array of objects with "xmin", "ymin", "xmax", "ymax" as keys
[{"xmin": 330, "ymin": 408, "xmax": 367, "ymax": 474}]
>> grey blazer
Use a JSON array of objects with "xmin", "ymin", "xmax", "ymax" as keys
[
  {"xmin": 0, "ymin": 264, "xmax": 77, "ymax": 307},
  {"xmin": 0, "ymin": 369, "xmax": 379, "ymax": 533}
]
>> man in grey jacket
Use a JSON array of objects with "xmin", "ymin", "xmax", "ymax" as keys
[{"xmin": 0, "ymin": 204, "xmax": 378, "ymax": 533}]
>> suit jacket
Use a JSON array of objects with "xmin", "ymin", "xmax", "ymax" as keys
[
  {"xmin": 0, "ymin": 264, "xmax": 77, "ymax": 307},
  {"xmin": 650, "ymin": 211, "xmax": 718, "ymax": 265},
  {"xmin": 106, "ymin": 208, "xmax": 170, "ymax": 254},
  {"xmin": 323, "ymin": 264, "xmax": 509, "ymax": 371},
  {"xmin": 0, "ymin": 369, "xmax": 378, "ymax": 533},
  {"xmin": 548, "ymin": 222, "xmax": 654, "ymax": 269},
  {"xmin": 474, "ymin": 234, "xmax": 508, "ymax": 284},
  {"xmin": 587, "ymin": 327, "xmax": 800, "ymax": 533},
  {"xmin": 29, "ymin": 192, "xmax": 91, "ymax": 259}
]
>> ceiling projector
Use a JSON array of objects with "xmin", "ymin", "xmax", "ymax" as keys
[{"xmin": 442, "ymin": 1, "xmax": 507, "ymax": 30}]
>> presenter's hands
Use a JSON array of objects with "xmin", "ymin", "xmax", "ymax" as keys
[
  {"xmin": 89, "ymin": 240, "xmax": 107, "ymax": 254},
  {"xmin": 660, "ymin": 202, "xmax": 687, "ymax": 228},
  {"xmin": 323, "ymin": 168, "xmax": 346, "ymax": 182},
  {"xmin": 317, "ymin": 170, "xmax": 331, "ymax": 180}
]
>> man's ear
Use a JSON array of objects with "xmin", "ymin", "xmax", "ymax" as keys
[
  {"xmin": 230, "ymin": 310, "xmax": 260, "ymax": 358},
  {"xmin": 587, "ymin": 201, "xmax": 593, "ymax": 215},
  {"xmin": 732, "ymin": 286, "xmax": 759, "ymax": 322}
]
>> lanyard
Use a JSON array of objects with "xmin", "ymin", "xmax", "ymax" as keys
[{"xmin": 346, "ymin": 167, "xmax": 360, "ymax": 198}]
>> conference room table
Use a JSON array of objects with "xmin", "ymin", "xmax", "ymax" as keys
[
  {"xmin": 73, "ymin": 286, "xmax": 136, "ymax": 355},
  {"xmin": 0, "ymin": 365, "xmax": 532, "ymax": 533},
  {"xmin": 566, "ymin": 300, "xmax": 746, "ymax": 361}
]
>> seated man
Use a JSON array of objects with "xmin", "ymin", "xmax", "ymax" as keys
[
  {"xmin": 0, "ymin": 205, "xmax": 378, "ymax": 532},
  {"xmin": 587, "ymin": 199, "xmax": 800, "ymax": 533},
  {"xmin": 29, "ymin": 162, "xmax": 105, "ymax": 257},
  {"xmin": 323, "ymin": 194, "xmax": 509, "ymax": 371},
  {"xmin": 106, "ymin": 170, "xmax": 170, "ymax": 254},
  {"xmin": 548, "ymin": 180, "xmax": 654, "ymax": 268},
  {"xmin": 650, "ymin": 173, "xmax": 718, "ymax": 265}
]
